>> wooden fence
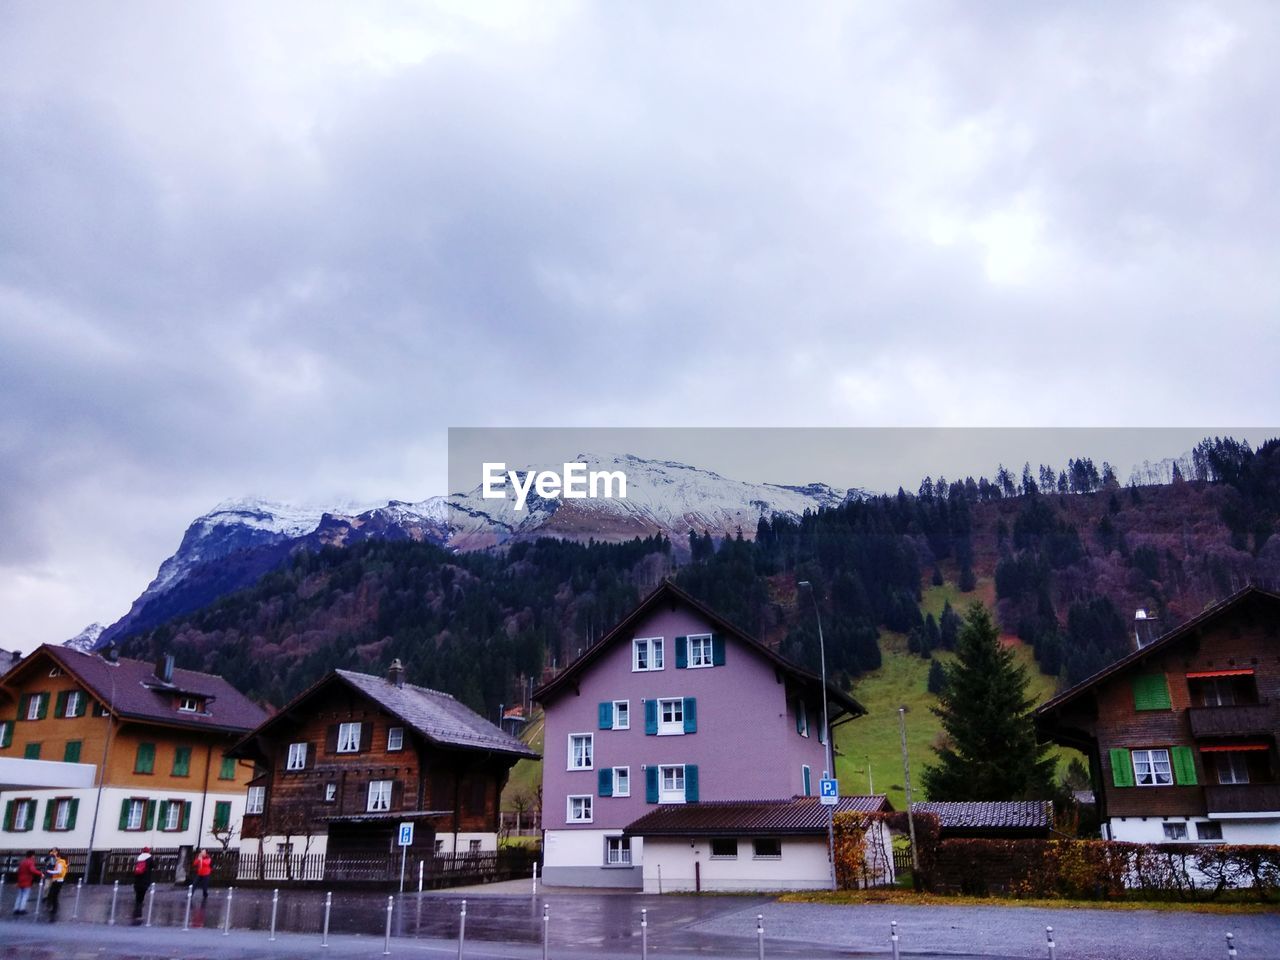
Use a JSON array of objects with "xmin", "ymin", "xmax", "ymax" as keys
[{"xmin": 230, "ymin": 848, "xmax": 539, "ymax": 888}]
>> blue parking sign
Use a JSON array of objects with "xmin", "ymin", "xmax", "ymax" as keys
[
  {"xmin": 398, "ymin": 822, "xmax": 414, "ymax": 846},
  {"xmin": 819, "ymin": 778, "xmax": 838, "ymax": 805}
]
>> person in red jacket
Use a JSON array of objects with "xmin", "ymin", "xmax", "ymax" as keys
[
  {"xmin": 191, "ymin": 848, "xmax": 213, "ymax": 901},
  {"xmin": 12, "ymin": 850, "xmax": 42, "ymax": 914}
]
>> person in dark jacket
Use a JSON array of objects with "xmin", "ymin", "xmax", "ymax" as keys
[
  {"xmin": 132, "ymin": 847, "xmax": 154, "ymax": 919},
  {"xmin": 44, "ymin": 848, "xmax": 68, "ymax": 920}
]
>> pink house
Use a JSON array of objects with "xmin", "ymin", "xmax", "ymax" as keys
[{"xmin": 535, "ymin": 581, "xmax": 865, "ymax": 888}]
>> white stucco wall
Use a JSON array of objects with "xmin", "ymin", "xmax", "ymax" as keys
[
  {"xmin": 641, "ymin": 836, "xmax": 832, "ymax": 893},
  {"xmin": 1108, "ymin": 815, "xmax": 1280, "ymax": 845}
]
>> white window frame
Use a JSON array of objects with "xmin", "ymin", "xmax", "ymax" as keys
[
  {"xmin": 1161, "ymin": 822, "xmax": 1188, "ymax": 841},
  {"xmin": 0, "ymin": 720, "xmax": 12, "ymax": 745},
  {"xmin": 163, "ymin": 800, "xmax": 183, "ymax": 831},
  {"xmin": 53, "ymin": 798, "xmax": 72, "ymax": 831},
  {"xmin": 1132, "ymin": 748, "xmax": 1173, "ymax": 787},
  {"xmin": 1198, "ymin": 678, "xmax": 1237, "ymax": 707},
  {"xmin": 1196, "ymin": 821, "xmax": 1224, "ymax": 842},
  {"xmin": 337, "ymin": 722, "xmax": 362, "ymax": 753},
  {"xmin": 125, "ymin": 798, "xmax": 146, "ymax": 831},
  {"xmin": 12, "ymin": 799, "xmax": 36, "ymax": 831},
  {"xmin": 568, "ymin": 733, "xmax": 593, "ymax": 770},
  {"xmin": 632, "ymin": 637, "xmax": 664, "ymax": 672},
  {"xmin": 367, "ymin": 780, "xmax": 393, "ymax": 812},
  {"xmin": 613, "ymin": 700, "xmax": 630, "ymax": 730},
  {"xmin": 246, "ymin": 785, "xmax": 265, "ymax": 815},
  {"xmin": 26, "ymin": 693, "xmax": 46, "ymax": 721},
  {"xmin": 177, "ymin": 696, "xmax": 200, "ymax": 713},
  {"xmin": 324, "ymin": 783, "xmax": 337, "ymax": 802},
  {"xmin": 658, "ymin": 698, "xmax": 684, "ymax": 735},
  {"xmin": 567, "ymin": 795, "xmax": 593, "ymax": 823},
  {"xmin": 659, "ymin": 764, "xmax": 686, "ymax": 804},
  {"xmin": 797, "ymin": 699, "xmax": 809, "ymax": 737},
  {"xmin": 1215, "ymin": 752, "xmax": 1251, "ymax": 785},
  {"xmin": 752, "ymin": 838, "xmax": 782, "ymax": 859},
  {"xmin": 688, "ymin": 633, "xmax": 714, "ymax": 668},
  {"xmin": 613, "ymin": 766, "xmax": 631, "ymax": 797},
  {"xmin": 286, "ymin": 742, "xmax": 307, "ymax": 771},
  {"xmin": 604, "ymin": 835, "xmax": 632, "ymax": 865},
  {"xmin": 63, "ymin": 691, "xmax": 83, "ymax": 717},
  {"xmin": 48, "ymin": 667, "xmax": 63, "ymax": 678},
  {"xmin": 387, "ymin": 726, "xmax": 404, "ymax": 751}
]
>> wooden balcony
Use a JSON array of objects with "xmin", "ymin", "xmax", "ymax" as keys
[
  {"xmin": 1187, "ymin": 703, "xmax": 1275, "ymax": 738},
  {"xmin": 1203, "ymin": 783, "xmax": 1280, "ymax": 814}
]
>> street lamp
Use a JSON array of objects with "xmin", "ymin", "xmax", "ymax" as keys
[{"xmin": 797, "ymin": 581, "xmax": 836, "ymax": 891}]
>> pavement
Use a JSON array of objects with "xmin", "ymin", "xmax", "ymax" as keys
[{"xmin": 0, "ymin": 883, "xmax": 1275, "ymax": 960}]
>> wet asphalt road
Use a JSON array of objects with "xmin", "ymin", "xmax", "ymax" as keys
[{"xmin": 0, "ymin": 884, "xmax": 1276, "ymax": 959}]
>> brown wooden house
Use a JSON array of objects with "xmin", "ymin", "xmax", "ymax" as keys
[
  {"xmin": 1036, "ymin": 586, "xmax": 1280, "ymax": 846},
  {"xmin": 231, "ymin": 660, "xmax": 537, "ymax": 880}
]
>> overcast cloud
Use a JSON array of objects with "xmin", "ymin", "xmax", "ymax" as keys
[{"xmin": 2, "ymin": 1, "xmax": 1278, "ymax": 650}]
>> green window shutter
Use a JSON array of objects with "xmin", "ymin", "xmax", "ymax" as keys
[
  {"xmin": 213, "ymin": 800, "xmax": 231, "ymax": 830},
  {"xmin": 143, "ymin": 800, "xmax": 156, "ymax": 830},
  {"xmin": 66, "ymin": 798, "xmax": 79, "ymax": 830},
  {"xmin": 597, "ymin": 768, "xmax": 613, "ymax": 797},
  {"xmin": 219, "ymin": 756, "xmax": 236, "ymax": 780},
  {"xmin": 3, "ymin": 799, "xmax": 13, "ymax": 831},
  {"xmin": 18, "ymin": 694, "xmax": 30, "ymax": 720},
  {"xmin": 1171, "ymin": 746, "xmax": 1198, "ymax": 785},
  {"xmin": 135, "ymin": 742, "xmax": 155, "ymax": 774},
  {"xmin": 683, "ymin": 697, "xmax": 697, "ymax": 734},
  {"xmin": 24, "ymin": 742, "xmax": 41, "ymax": 760},
  {"xmin": 598, "ymin": 702, "xmax": 613, "ymax": 730},
  {"xmin": 1110, "ymin": 748, "xmax": 1135, "ymax": 787},
  {"xmin": 55, "ymin": 691, "xmax": 69, "ymax": 718},
  {"xmin": 1132, "ymin": 674, "xmax": 1172, "ymax": 711},
  {"xmin": 64, "ymin": 740, "xmax": 82, "ymax": 763},
  {"xmin": 674, "ymin": 636, "xmax": 688, "ymax": 669},
  {"xmin": 644, "ymin": 699, "xmax": 658, "ymax": 735},
  {"xmin": 43, "ymin": 799, "xmax": 55, "ymax": 831},
  {"xmin": 157, "ymin": 800, "xmax": 169, "ymax": 828},
  {"xmin": 173, "ymin": 746, "xmax": 192, "ymax": 777},
  {"xmin": 36, "ymin": 693, "xmax": 48, "ymax": 720},
  {"xmin": 180, "ymin": 801, "xmax": 191, "ymax": 831},
  {"xmin": 645, "ymin": 766, "xmax": 659, "ymax": 804},
  {"xmin": 0, "ymin": 721, "xmax": 11, "ymax": 748},
  {"xmin": 73, "ymin": 692, "xmax": 87, "ymax": 717},
  {"xmin": 118, "ymin": 799, "xmax": 131, "ymax": 830},
  {"xmin": 803, "ymin": 766, "xmax": 812, "ymax": 796},
  {"xmin": 685, "ymin": 764, "xmax": 699, "ymax": 803},
  {"xmin": 712, "ymin": 634, "xmax": 726, "ymax": 666}
]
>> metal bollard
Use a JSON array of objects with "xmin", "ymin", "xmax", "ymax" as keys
[
  {"xmin": 73, "ymin": 877, "xmax": 84, "ymax": 920},
  {"xmin": 108, "ymin": 880, "xmax": 119, "ymax": 925},
  {"xmin": 183, "ymin": 885, "xmax": 193, "ymax": 930},
  {"xmin": 641, "ymin": 907, "xmax": 649, "ymax": 960},
  {"xmin": 383, "ymin": 895, "xmax": 394, "ymax": 956},
  {"xmin": 890, "ymin": 920, "xmax": 900, "ymax": 960},
  {"xmin": 322, "ymin": 891, "xmax": 332, "ymax": 947},
  {"xmin": 145, "ymin": 883, "xmax": 156, "ymax": 927},
  {"xmin": 418, "ymin": 860, "xmax": 424, "ymax": 894},
  {"xmin": 270, "ymin": 888, "xmax": 279, "ymax": 941},
  {"xmin": 1226, "ymin": 933, "xmax": 1237, "ymax": 958},
  {"xmin": 33, "ymin": 878, "xmax": 45, "ymax": 922},
  {"xmin": 222, "ymin": 886, "xmax": 234, "ymax": 936},
  {"xmin": 756, "ymin": 913, "xmax": 765, "ymax": 960},
  {"xmin": 1046, "ymin": 925, "xmax": 1055, "ymax": 960},
  {"xmin": 457, "ymin": 898, "xmax": 466, "ymax": 960},
  {"xmin": 532, "ymin": 861, "xmax": 538, "ymax": 896},
  {"xmin": 541, "ymin": 902, "xmax": 549, "ymax": 960}
]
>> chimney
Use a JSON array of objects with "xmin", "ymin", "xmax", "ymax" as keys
[
  {"xmin": 155, "ymin": 653, "xmax": 175, "ymax": 685},
  {"xmin": 387, "ymin": 659, "xmax": 405, "ymax": 689},
  {"xmin": 104, "ymin": 645, "xmax": 120, "ymax": 664},
  {"xmin": 1134, "ymin": 609, "xmax": 1159, "ymax": 650}
]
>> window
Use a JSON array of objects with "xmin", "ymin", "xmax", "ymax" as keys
[
  {"xmin": 1214, "ymin": 752, "xmax": 1251, "ymax": 785},
  {"xmin": 324, "ymin": 783, "xmax": 337, "ymax": 803},
  {"xmin": 658, "ymin": 698, "xmax": 684, "ymax": 735},
  {"xmin": 245, "ymin": 787, "xmax": 264, "ymax": 816},
  {"xmin": 337, "ymin": 722, "xmax": 362, "ymax": 753},
  {"xmin": 613, "ymin": 767, "xmax": 631, "ymax": 797},
  {"xmin": 803, "ymin": 765, "xmax": 812, "ymax": 797},
  {"xmin": 63, "ymin": 740, "xmax": 82, "ymax": 763},
  {"xmin": 468, "ymin": 839, "xmax": 481, "ymax": 855},
  {"xmin": 177, "ymin": 696, "xmax": 201, "ymax": 713},
  {"xmin": 605, "ymin": 836, "xmax": 632, "ymax": 865},
  {"xmin": 24, "ymin": 742, "xmax": 41, "ymax": 760},
  {"xmin": 218, "ymin": 755, "xmax": 236, "ymax": 780},
  {"xmin": 752, "ymin": 838, "xmax": 782, "ymax": 859},
  {"xmin": 368, "ymin": 780, "xmax": 393, "ymax": 812},
  {"xmin": 173, "ymin": 745, "xmax": 192, "ymax": 777},
  {"xmin": 660, "ymin": 764, "xmax": 685, "ymax": 803},
  {"xmin": 633, "ymin": 637, "xmax": 664, "ymax": 672},
  {"xmin": 275, "ymin": 842, "xmax": 294, "ymax": 856},
  {"xmin": 124, "ymin": 798, "xmax": 147, "ymax": 831},
  {"xmin": 25, "ymin": 692, "xmax": 48, "ymax": 721},
  {"xmin": 568, "ymin": 733, "xmax": 593, "ymax": 770},
  {"xmin": 387, "ymin": 727, "xmax": 404, "ymax": 751},
  {"xmin": 688, "ymin": 634, "xmax": 714, "ymax": 668},
  {"xmin": 1196, "ymin": 822, "xmax": 1224, "ymax": 841},
  {"xmin": 796, "ymin": 699, "xmax": 809, "ymax": 737},
  {"xmin": 287, "ymin": 743, "xmax": 308, "ymax": 771},
  {"xmin": 214, "ymin": 799, "xmax": 233, "ymax": 828},
  {"xmin": 1162, "ymin": 823, "xmax": 1188, "ymax": 841},
  {"xmin": 0, "ymin": 720, "xmax": 12, "ymax": 749},
  {"xmin": 62, "ymin": 691, "xmax": 84, "ymax": 718},
  {"xmin": 710, "ymin": 838, "xmax": 738, "ymax": 859},
  {"xmin": 613, "ymin": 701, "xmax": 630, "ymax": 730},
  {"xmin": 162, "ymin": 800, "xmax": 183, "ymax": 831},
  {"xmin": 434, "ymin": 839, "xmax": 444, "ymax": 855},
  {"xmin": 134, "ymin": 742, "xmax": 156, "ymax": 774},
  {"xmin": 6, "ymin": 798, "xmax": 37, "ymax": 832},
  {"xmin": 50, "ymin": 797, "xmax": 78, "ymax": 831},
  {"xmin": 1196, "ymin": 678, "xmax": 1237, "ymax": 706},
  {"xmin": 567, "ymin": 795, "xmax": 593, "ymax": 823},
  {"xmin": 1132, "ymin": 749, "xmax": 1173, "ymax": 787},
  {"xmin": 49, "ymin": 667, "xmax": 63, "ymax": 677}
]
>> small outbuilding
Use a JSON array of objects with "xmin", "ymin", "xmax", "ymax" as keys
[{"xmin": 911, "ymin": 800, "xmax": 1053, "ymax": 839}]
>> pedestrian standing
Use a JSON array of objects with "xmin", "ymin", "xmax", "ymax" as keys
[
  {"xmin": 132, "ymin": 846, "xmax": 154, "ymax": 920},
  {"xmin": 191, "ymin": 848, "xmax": 213, "ymax": 901},
  {"xmin": 12, "ymin": 850, "xmax": 42, "ymax": 914},
  {"xmin": 44, "ymin": 848, "xmax": 68, "ymax": 920}
]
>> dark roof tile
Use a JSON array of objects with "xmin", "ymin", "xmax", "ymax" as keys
[
  {"xmin": 624, "ymin": 795, "xmax": 891, "ymax": 837},
  {"xmin": 911, "ymin": 801, "xmax": 1052, "ymax": 831}
]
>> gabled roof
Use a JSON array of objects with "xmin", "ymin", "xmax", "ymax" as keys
[
  {"xmin": 235, "ymin": 669, "xmax": 538, "ymax": 761},
  {"xmin": 911, "ymin": 800, "xmax": 1052, "ymax": 833},
  {"xmin": 0, "ymin": 644, "xmax": 267, "ymax": 735},
  {"xmin": 534, "ymin": 580, "xmax": 865, "ymax": 719},
  {"xmin": 1035, "ymin": 586, "xmax": 1280, "ymax": 721},
  {"xmin": 624, "ymin": 795, "xmax": 892, "ymax": 837}
]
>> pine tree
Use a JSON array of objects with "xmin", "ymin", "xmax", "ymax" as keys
[
  {"xmin": 921, "ymin": 604, "xmax": 1056, "ymax": 801},
  {"xmin": 926, "ymin": 657, "xmax": 947, "ymax": 695}
]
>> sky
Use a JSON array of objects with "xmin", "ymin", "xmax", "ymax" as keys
[{"xmin": 2, "ymin": 1, "xmax": 1278, "ymax": 651}]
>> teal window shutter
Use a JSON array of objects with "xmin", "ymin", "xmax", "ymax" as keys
[
  {"xmin": 1110, "ymin": 748, "xmax": 1135, "ymax": 787},
  {"xmin": 73, "ymin": 691, "xmax": 87, "ymax": 717},
  {"xmin": 683, "ymin": 697, "xmax": 697, "ymax": 734},
  {"xmin": 674, "ymin": 636, "xmax": 688, "ymax": 669},
  {"xmin": 36, "ymin": 693, "xmax": 48, "ymax": 720},
  {"xmin": 157, "ymin": 800, "xmax": 169, "ymax": 829},
  {"xmin": 43, "ymin": 799, "xmax": 55, "ymax": 831},
  {"xmin": 144, "ymin": 800, "xmax": 156, "ymax": 830},
  {"xmin": 66, "ymin": 798, "xmax": 79, "ymax": 830},
  {"xmin": 64, "ymin": 741, "xmax": 81, "ymax": 763},
  {"xmin": 3, "ymin": 799, "xmax": 14, "ymax": 831},
  {"xmin": 1132, "ymin": 674, "xmax": 1172, "ymax": 711},
  {"xmin": 180, "ymin": 801, "xmax": 191, "ymax": 831},
  {"xmin": 173, "ymin": 746, "xmax": 192, "ymax": 777},
  {"xmin": 1171, "ymin": 746, "xmax": 1198, "ymax": 785},
  {"xmin": 644, "ymin": 699, "xmax": 658, "ymax": 735},
  {"xmin": 685, "ymin": 764, "xmax": 699, "ymax": 803},
  {"xmin": 712, "ymin": 634, "xmax": 726, "ymax": 666},
  {"xmin": 135, "ymin": 742, "xmax": 155, "ymax": 774},
  {"xmin": 597, "ymin": 768, "xmax": 613, "ymax": 797},
  {"xmin": 598, "ymin": 702, "xmax": 613, "ymax": 730},
  {"xmin": 18, "ymin": 694, "xmax": 30, "ymax": 720},
  {"xmin": 803, "ymin": 766, "xmax": 812, "ymax": 796},
  {"xmin": 118, "ymin": 799, "xmax": 131, "ymax": 830},
  {"xmin": 24, "ymin": 742, "xmax": 40, "ymax": 760},
  {"xmin": 645, "ymin": 766, "xmax": 659, "ymax": 803},
  {"xmin": 55, "ymin": 691, "xmax": 69, "ymax": 718}
]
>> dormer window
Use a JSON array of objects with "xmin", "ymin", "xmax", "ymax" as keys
[
  {"xmin": 177, "ymin": 696, "xmax": 201, "ymax": 713},
  {"xmin": 48, "ymin": 667, "xmax": 64, "ymax": 678}
]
